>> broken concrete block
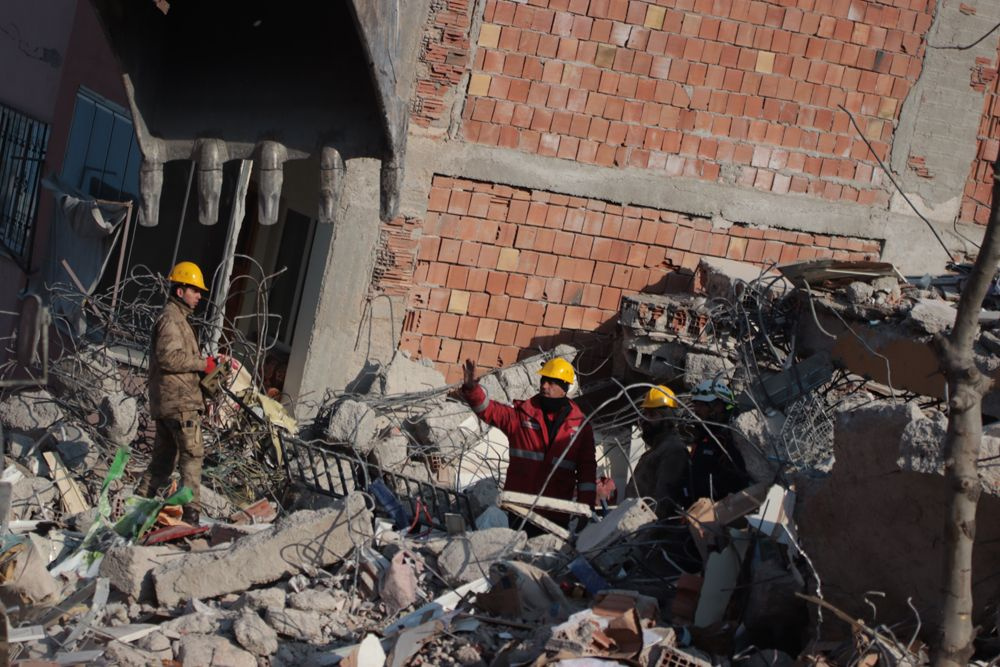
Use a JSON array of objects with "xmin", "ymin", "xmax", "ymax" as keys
[
  {"xmin": 897, "ymin": 409, "xmax": 946, "ymax": 474},
  {"xmin": 234, "ymin": 587, "xmax": 286, "ymax": 612},
  {"xmin": 288, "ymin": 589, "xmax": 345, "ymax": 613},
  {"xmin": 684, "ymin": 353, "xmax": 735, "ymax": 389},
  {"xmin": 465, "ymin": 478, "xmax": 500, "ymax": 518},
  {"xmin": 496, "ymin": 364, "xmax": 538, "ymax": 402},
  {"xmin": 475, "ymin": 506, "xmax": 508, "ymax": 530},
  {"xmin": 381, "ymin": 351, "xmax": 446, "ymax": 395},
  {"xmin": 731, "ymin": 410, "xmax": 784, "ymax": 484},
  {"xmin": 161, "ymin": 609, "xmax": 234, "ymax": 637},
  {"xmin": 694, "ymin": 256, "xmax": 786, "ymax": 300},
  {"xmin": 479, "ymin": 373, "xmax": 509, "ymax": 405},
  {"xmin": 575, "ymin": 498, "xmax": 656, "ymax": 573},
  {"xmin": 845, "ymin": 281, "xmax": 874, "ymax": 304},
  {"xmin": 100, "ymin": 544, "xmax": 180, "ymax": 601},
  {"xmin": 798, "ymin": 400, "xmax": 1000, "ymax": 632},
  {"xmin": 326, "ymin": 399, "xmax": 377, "ymax": 454},
  {"xmin": 176, "ymin": 634, "xmax": 257, "ymax": 667},
  {"xmin": 154, "ymin": 494, "xmax": 372, "ymax": 607},
  {"xmin": 907, "ymin": 298, "xmax": 956, "ymax": 334},
  {"xmin": 233, "ymin": 608, "xmax": 279, "ymax": 656},
  {"xmin": 405, "ymin": 402, "xmax": 477, "ymax": 458},
  {"xmin": 0, "ymin": 389, "xmax": 64, "ymax": 434},
  {"xmin": 832, "ymin": 401, "xmax": 923, "ymax": 476},
  {"xmin": 871, "ymin": 276, "xmax": 901, "ymax": 303},
  {"xmin": 103, "ymin": 640, "xmax": 166, "ymax": 667},
  {"xmin": 99, "ymin": 392, "xmax": 139, "ymax": 447},
  {"xmin": 138, "ymin": 630, "xmax": 173, "ymax": 661},
  {"xmin": 264, "ymin": 607, "xmax": 325, "ymax": 643},
  {"xmin": 438, "ymin": 527, "xmax": 527, "ymax": 586},
  {"xmin": 372, "ymin": 434, "xmax": 409, "ymax": 471}
]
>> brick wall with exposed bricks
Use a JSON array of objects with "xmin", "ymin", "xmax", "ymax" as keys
[
  {"xmin": 959, "ymin": 46, "xmax": 1000, "ymax": 226},
  {"xmin": 460, "ymin": 0, "xmax": 934, "ymax": 204},
  {"xmin": 413, "ymin": 0, "xmax": 476, "ymax": 129},
  {"xmin": 395, "ymin": 176, "xmax": 881, "ymax": 382}
]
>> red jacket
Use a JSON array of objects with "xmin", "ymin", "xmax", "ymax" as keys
[{"xmin": 463, "ymin": 383, "xmax": 597, "ymax": 509}]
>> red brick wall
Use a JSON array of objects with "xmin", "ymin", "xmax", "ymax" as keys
[
  {"xmin": 412, "ymin": 0, "xmax": 476, "ymax": 129},
  {"xmin": 959, "ymin": 49, "xmax": 1000, "ymax": 226},
  {"xmin": 462, "ymin": 0, "xmax": 933, "ymax": 205},
  {"xmin": 395, "ymin": 175, "xmax": 881, "ymax": 382}
]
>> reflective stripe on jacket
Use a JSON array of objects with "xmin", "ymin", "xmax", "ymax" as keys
[
  {"xmin": 148, "ymin": 298, "xmax": 205, "ymax": 419},
  {"xmin": 463, "ymin": 382, "xmax": 597, "ymax": 508}
]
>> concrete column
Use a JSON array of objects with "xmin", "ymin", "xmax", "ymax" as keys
[
  {"xmin": 889, "ymin": 0, "xmax": 1000, "ymax": 222},
  {"xmin": 284, "ymin": 157, "xmax": 384, "ymax": 414}
]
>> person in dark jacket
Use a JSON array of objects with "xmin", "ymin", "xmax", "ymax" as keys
[
  {"xmin": 681, "ymin": 379, "xmax": 749, "ymax": 504},
  {"xmin": 629, "ymin": 385, "xmax": 689, "ymax": 517},
  {"xmin": 461, "ymin": 356, "xmax": 596, "ymax": 527},
  {"xmin": 136, "ymin": 261, "xmax": 221, "ymax": 525}
]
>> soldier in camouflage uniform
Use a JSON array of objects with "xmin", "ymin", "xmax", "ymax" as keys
[{"xmin": 136, "ymin": 261, "xmax": 216, "ymax": 524}]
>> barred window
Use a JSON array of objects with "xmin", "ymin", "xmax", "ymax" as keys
[{"xmin": 0, "ymin": 104, "xmax": 49, "ymax": 266}]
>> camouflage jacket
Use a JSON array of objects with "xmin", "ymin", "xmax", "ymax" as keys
[{"xmin": 148, "ymin": 298, "xmax": 205, "ymax": 419}]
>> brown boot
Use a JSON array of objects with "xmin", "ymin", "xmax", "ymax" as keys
[{"xmin": 181, "ymin": 505, "xmax": 201, "ymax": 525}]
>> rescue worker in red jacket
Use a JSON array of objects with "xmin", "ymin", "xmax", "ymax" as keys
[{"xmin": 461, "ymin": 356, "xmax": 597, "ymax": 526}]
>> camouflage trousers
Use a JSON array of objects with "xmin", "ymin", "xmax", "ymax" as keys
[{"xmin": 136, "ymin": 411, "xmax": 204, "ymax": 509}]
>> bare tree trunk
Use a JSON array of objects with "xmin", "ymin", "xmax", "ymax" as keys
[{"xmin": 933, "ymin": 160, "xmax": 1000, "ymax": 666}]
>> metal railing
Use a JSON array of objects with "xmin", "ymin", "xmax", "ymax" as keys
[{"xmin": 280, "ymin": 432, "xmax": 476, "ymax": 530}]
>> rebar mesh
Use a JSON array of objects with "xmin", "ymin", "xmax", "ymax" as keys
[{"xmin": 779, "ymin": 390, "xmax": 835, "ymax": 472}]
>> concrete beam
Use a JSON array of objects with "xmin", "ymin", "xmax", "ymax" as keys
[
  {"xmin": 403, "ymin": 136, "xmax": 984, "ymax": 274},
  {"xmin": 153, "ymin": 496, "xmax": 371, "ymax": 607}
]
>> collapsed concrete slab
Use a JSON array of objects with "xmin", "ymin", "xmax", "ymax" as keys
[
  {"xmin": 797, "ymin": 401, "xmax": 1000, "ymax": 634},
  {"xmin": 154, "ymin": 494, "xmax": 372, "ymax": 607},
  {"xmin": 100, "ymin": 544, "xmax": 181, "ymax": 601}
]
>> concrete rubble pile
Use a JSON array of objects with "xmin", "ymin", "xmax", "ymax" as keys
[{"xmin": 0, "ymin": 258, "xmax": 999, "ymax": 665}]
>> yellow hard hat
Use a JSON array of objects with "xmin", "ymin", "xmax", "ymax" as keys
[
  {"xmin": 168, "ymin": 261, "xmax": 207, "ymax": 291},
  {"xmin": 537, "ymin": 357, "xmax": 575, "ymax": 384},
  {"xmin": 641, "ymin": 385, "xmax": 677, "ymax": 409}
]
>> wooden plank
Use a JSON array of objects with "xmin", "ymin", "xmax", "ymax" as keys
[
  {"xmin": 501, "ymin": 502, "xmax": 570, "ymax": 541},
  {"xmin": 499, "ymin": 491, "xmax": 591, "ymax": 517},
  {"xmin": 42, "ymin": 452, "xmax": 89, "ymax": 515}
]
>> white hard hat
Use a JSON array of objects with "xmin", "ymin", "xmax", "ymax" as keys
[{"xmin": 691, "ymin": 378, "xmax": 734, "ymax": 403}]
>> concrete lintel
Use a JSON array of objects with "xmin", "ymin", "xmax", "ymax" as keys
[
  {"xmin": 406, "ymin": 136, "xmax": 879, "ymax": 232},
  {"xmin": 404, "ymin": 137, "xmax": 982, "ymax": 274}
]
